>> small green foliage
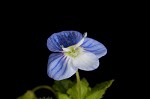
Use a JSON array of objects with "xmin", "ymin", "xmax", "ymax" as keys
[
  {"xmin": 57, "ymin": 92, "xmax": 71, "ymax": 99},
  {"xmin": 85, "ymin": 79, "xmax": 114, "ymax": 99},
  {"xmin": 17, "ymin": 90, "xmax": 37, "ymax": 99},
  {"xmin": 67, "ymin": 78, "xmax": 91, "ymax": 99},
  {"xmin": 52, "ymin": 79, "xmax": 74, "ymax": 93},
  {"xmin": 17, "ymin": 79, "xmax": 114, "ymax": 99}
]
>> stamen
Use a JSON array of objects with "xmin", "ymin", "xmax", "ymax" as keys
[
  {"xmin": 83, "ymin": 32, "xmax": 87, "ymax": 38},
  {"xmin": 61, "ymin": 45, "xmax": 71, "ymax": 52},
  {"xmin": 74, "ymin": 32, "xmax": 87, "ymax": 49}
]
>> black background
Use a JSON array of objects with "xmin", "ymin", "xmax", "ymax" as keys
[{"xmin": 5, "ymin": 5, "xmax": 141, "ymax": 99}]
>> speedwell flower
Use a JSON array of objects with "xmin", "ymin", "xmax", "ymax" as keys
[{"xmin": 47, "ymin": 31, "xmax": 107, "ymax": 80}]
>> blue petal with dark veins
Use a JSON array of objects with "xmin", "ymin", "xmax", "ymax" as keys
[
  {"xmin": 81, "ymin": 38, "xmax": 107, "ymax": 58},
  {"xmin": 47, "ymin": 31, "xmax": 82, "ymax": 52},
  {"xmin": 47, "ymin": 53, "xmax": 78, "ymax": 80}
]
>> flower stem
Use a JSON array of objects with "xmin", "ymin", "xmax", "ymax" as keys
[
  {"xmin": 76, "ymin": 70, "xmax": 81, "ymax": 99},
  {"xmin": 32, "ymin": 85, "xmax": 57, "ymax": 98}
]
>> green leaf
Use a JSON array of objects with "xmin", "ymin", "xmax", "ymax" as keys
[
  {"xmin": 67, "ymin": 78, "xmax": 91, "ymax": 99},
  {"xmin": 52, "ymin": 79, "xmax": 74, "ymax": 93},
  {"xmin": 85, "ymin": 79, "xmax": 114, "ymax": 99},
  {"xmin": 17, "ymin": 90, "xmax": 37, "ymax": 99},
  {"xmin": 57, "ymin": 92, "xmax": 71, "ymax": 99}
]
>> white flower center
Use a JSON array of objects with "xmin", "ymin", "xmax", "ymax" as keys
[
  {"xmin": 62, "ymin": 32, "xmax": 87, "ymax": 58},
  {"xmin": 64, "ymin": 46, "xmax": 83, "ymax": 58}
]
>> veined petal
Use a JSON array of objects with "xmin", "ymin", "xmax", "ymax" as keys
[
  {"xmin": 47, "ymin": 31, "xmax": 83, "ymax": 52},
  {"xmin": 74, "ymin": 32, "xmax": 87, "ymax": 49},
  {"xmin": 47, "ymin": 53, "xmax": 78, "ymax": 80},
  {"xmin": 81, "ymin": 38, "xmax": 107, "ymax": 58},
  {"xmin": 72, "ymin": 51, "xmax": 99, "ymax": 71},
  {"xmin": 57, "ymin": 58, "xmax": 78, "ymax": 80}
]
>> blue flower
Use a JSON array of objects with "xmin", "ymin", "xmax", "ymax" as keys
[{"xmin": 47, "ymin": 31, "xmax": 107, "ymax": 80}]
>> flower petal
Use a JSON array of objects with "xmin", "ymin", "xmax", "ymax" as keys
[
  {"xmin": 81, "ymin": 38, "xmax": 107, "ymax": 58},
  {"xmin": 47, "ymin": 53, "xmax": 78, "ymax": 80},
  {"xmin": 47, "ymin": 31, "xmax": 83, "ymax": 52},
  {"xmin": 72, "ymin": 51, "xmax": 99, "ymax": 71}
]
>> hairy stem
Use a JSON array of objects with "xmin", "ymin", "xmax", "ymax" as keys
[
  {"xmin": 76, "ymin": 70, "xmax": 81, "ymax": 99},
  {"xmin": 32, "ymin": 85, "xmax": 57, "ymax": 98}
]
